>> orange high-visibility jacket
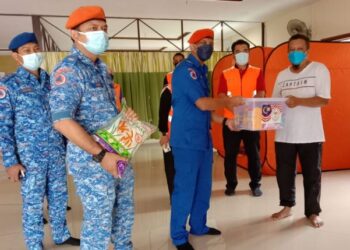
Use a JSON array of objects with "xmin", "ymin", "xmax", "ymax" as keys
[
  {"xmin": 222, "ymin": 66, "xmax": 261, "ymax": 118},
  {"xmin": 113, "ymin": 83, "xmax": 122, "ymax": 112},
  {"xmin": 161, "ymin": 72, "xmax": 173, "ymax": 136}
]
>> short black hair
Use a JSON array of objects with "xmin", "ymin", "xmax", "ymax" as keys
[
  {"xmin": 288, "ymin": 34, "xmax": 310, "ymax": 49},
  {"xmin": 173, "ymin": 52, "xmax": 185, "ymax": 60},
  {"xmin": 231, "ymin": 39, "xmax": 250, "ymax": 53}
]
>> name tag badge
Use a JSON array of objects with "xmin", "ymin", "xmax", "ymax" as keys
[
  {"xmin": 20, "ymin": 87, "xmax": 33, "ymax": 93},
  {"xmin": 95, "ymin": 82, "xmax": 103, "ymax": 88}
]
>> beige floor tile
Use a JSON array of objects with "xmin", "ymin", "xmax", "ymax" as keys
[{"xmin": 1, "ymin": 142, "xmax": 350, "ymax": 249}]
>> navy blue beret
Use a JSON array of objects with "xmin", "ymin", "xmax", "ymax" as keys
[{"xmin": 8, "ymin": 32, "xmax": 38, "ymax": 50}]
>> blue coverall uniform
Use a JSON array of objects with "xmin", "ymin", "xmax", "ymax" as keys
[
  {"xmin": 170, "ymin": 54, "xmax": 213, "ymax": 246},
  {"xmin": 0, "ymin": 67, "xmax": 71, "ymax": 250},
  {"xmin": 49, "ymin": 47, "xmax": 134, "ymax": 250}
]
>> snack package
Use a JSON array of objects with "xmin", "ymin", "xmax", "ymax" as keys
[
  {"xmin": 234, "ymin": 98, "xmax": 287, "ymax": 131},
  {"xmin": 94, "ymin": 100, "xmax": 157, "ymax": 177}
]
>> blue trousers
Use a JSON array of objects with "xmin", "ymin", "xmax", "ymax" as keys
[
  {"xmin": 20, "ymin": 150, "xmax": 70, "ymax": 250},
  {"xmin": 71, "ymin": 161, "xmax": 134, "ymax": 250},
  {"xmin": 170, "ymin": 147, "xmax": 213, "ymax": 246}
]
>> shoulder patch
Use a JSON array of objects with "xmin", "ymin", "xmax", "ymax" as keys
[
  {"xmin": 54, "ymin": 74, "xmax": 66, "ymax": 86},
  {"xmin": 54, "ymin": 67, "xmax": 72, "ymax": 86},
  {"xmin": 188, "ymin": 68, "xmax": 197, "ymax": 80},
  {"xmin": 0, "ymin": 86, "xmax": 7, "ymax": 99}
]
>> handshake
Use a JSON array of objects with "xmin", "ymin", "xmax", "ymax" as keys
[
  {"xmin": 224, "ymin": 95, "xmax": 245, "ymax": 110},
  {"xmin": 222, "ymin": 96, "xmax": 244, "ymax": 132}
]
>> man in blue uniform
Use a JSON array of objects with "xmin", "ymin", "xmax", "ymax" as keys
[
  {"xmin": 170, "ymin": 29, "xmax": 244, "ymax": 250},
  {"xmin": 0, "ymin": 32, "xmax": 79, "ymax": 249},
  {"xmin": 49, "ymin": 6, "xmax": 137, "ymax": 250}
]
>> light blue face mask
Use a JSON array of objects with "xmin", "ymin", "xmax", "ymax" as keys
[
  {"xmin": 235, "ymin": 52, "xmax": 249, "ymax": 66},
  {"xmin": 21, "ymin": 52, "xmax": 43, "ymax": 71},
  {"xmin": 288, "ymin": 51, "xmax": 306, "ymax": 66},
  {"xmin": 79, "ymin": 30, "xmax": 109, "ymax": 55}
]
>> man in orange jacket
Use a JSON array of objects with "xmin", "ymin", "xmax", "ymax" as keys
[{"xmin": 218, "ymin": 39, "xmax": 265, "ymax": 197}]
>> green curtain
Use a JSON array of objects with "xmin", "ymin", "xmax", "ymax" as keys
[{"xmin": 114, "ymin": 72, "xmax": 165, "ymax": 124}]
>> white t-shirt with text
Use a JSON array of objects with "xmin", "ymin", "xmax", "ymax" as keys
[{"xmin": 272, "ymin": 61, "xmax": 331, "ymax": 143}]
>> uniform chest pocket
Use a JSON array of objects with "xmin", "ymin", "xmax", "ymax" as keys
[
  {"xmin": 86, "ymin": 82, "xmax": 112, "ymax": 101},
  {"xmin": 16, "ymin": 89, "xmax": 45, "ymax": 110},
  {"xmin": 86, "ymin": 85, "xmax": 107, "ymax": 101}
]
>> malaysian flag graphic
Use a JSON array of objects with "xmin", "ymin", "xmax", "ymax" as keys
[{"xmin": 259, "ymin": 104, "xmax": 283, "ymax": 122}]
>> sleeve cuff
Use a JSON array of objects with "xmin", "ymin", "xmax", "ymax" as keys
[
  {"xmin": 52, "ymin": 111, "xmax": 73, "ymax": 122},
  {"xmin": 3, "ymin": 157, "xmax": 19, "ymax": 169}
]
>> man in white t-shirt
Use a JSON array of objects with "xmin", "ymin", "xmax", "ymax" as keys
[{"xmin": 271, "ymin": 34, "xmax": 331, "ymax": 228}]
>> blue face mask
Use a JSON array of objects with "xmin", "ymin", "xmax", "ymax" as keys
[
  {"xmin": 288, "ymin": 51, "xmax": 306, "ymax": 66},
  {"xmin": 197, "ymin": 44, "xmax": 213, "ymax": 61},
  {"xmin": 235, "ymin": 52, "xmax": 249, "ymax": 66},
  {"xmin": 79, "ymin": 30, "xmax": 109, "ymax": 55}
]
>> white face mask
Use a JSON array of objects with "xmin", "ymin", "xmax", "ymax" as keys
[
  {"xmin": 78, "ymin": 30, "xmax": 109, "ymax": 55},
  {"xmin": 21, "ymin": 53, "xmax": 43, "ymax": 71},
  {"xmin": 235, "ymin": 52, "xmax": 249, "ymax": 66}
]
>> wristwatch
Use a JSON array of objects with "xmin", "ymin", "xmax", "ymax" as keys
[{"xmin": 92, "ymin": 149, "xmax": 107, "ymax": 163}]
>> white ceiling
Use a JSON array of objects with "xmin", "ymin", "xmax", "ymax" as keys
[
  {"xmin": 0, "ymin": 0, "xmax": 319, "ymax": 51},
  {"xmin": 0, "ymin": 0, "xmax": 319, "ymax": 21}
]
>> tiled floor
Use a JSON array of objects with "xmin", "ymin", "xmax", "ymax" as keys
[{"xmin": 1, "ymin": 142, "xmax": 350, "ymax": 250}]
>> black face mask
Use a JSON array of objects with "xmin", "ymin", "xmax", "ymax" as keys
[{"xmin": 197, "ymin": 44, "xmax": 213, "ymax": 61}]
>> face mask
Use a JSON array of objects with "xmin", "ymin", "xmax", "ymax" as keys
[
  {"xmin": 79, "ymin": 30, "xmax": 109, "ymax": 55},
  {"xmin": 197, "ymin": 44, "xmax": 213, "ymax": 61},
  {"xmin": 235, "ymin": 52, "xmax": 249, "ymax": 66},
  {"xmin": 288, "ymin": 51, "xmax": 306, "ymax": 66},
  {"xmin": 21, "ymin": 53, "xmax": 43, "ymax": 71}
]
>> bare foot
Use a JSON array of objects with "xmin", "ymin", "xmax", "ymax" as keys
[
  {"xmin": 271, "ymin": 207, "xmax": 292, "ymax": 220},
  {"xmin": 308, "ymin": 214, "xmax": 324, "ymax": 228}
]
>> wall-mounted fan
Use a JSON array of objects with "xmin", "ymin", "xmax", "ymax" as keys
[{"xmin": 287, "ymin": 19, "xmax": 312, "ymax": 38}]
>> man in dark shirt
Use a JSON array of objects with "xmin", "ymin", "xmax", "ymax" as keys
[{"xmin": 158, "ymin": 52, "xmax": 185, "ymax": 199}]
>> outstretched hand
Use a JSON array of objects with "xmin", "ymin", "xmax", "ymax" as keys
[{"xmin": 225, "ymin": 96, "xmax": 245, "ymax": 110}]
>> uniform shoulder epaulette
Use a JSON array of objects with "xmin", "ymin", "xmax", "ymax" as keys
[
  {"xmin": 0, "ymin": 73, "xmax": 16, "ymax": 84},
  {"xmin": 51, "ymin": 54, "xmax": 80, "ymax": 74},
  {"xmin": 0, "ymin": 73, "xmax": 17, "ymax": 90},
  {"xmin": 61, "ymin": 53, "xmax": 80, "ymax": 67}
]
